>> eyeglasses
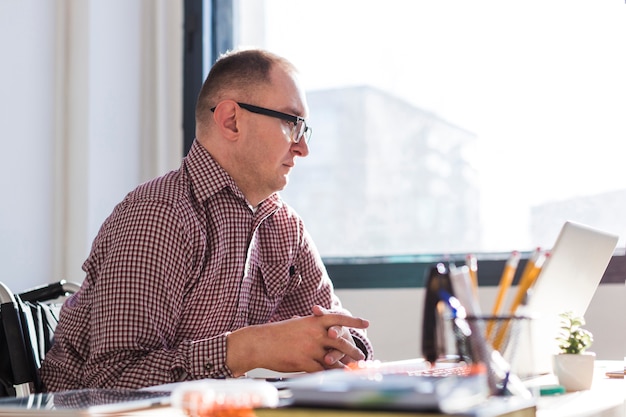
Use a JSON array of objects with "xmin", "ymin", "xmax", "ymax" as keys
[{"xmin": 210, "ymin": 102, "xmax": 312, "ymax": 144}]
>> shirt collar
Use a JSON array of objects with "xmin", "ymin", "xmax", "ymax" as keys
[{"xmin": 184, "ymin": 140, "xmax": 283, "ymax": 213}]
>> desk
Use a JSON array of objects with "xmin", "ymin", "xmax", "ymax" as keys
[
  {"xmin": 1, "ymin": 361, "xmax": 620, "ymax": 416},
  {"xmin": 113, "ymin": 361, "xmax": 621, "ymax": 417},
  {"xmin": 180, "ymin": 361, "xmax": 625, "ymax": 417},
  {"xmin": 531, "ymin": 360, "xmax": 624, "ymax": 417}
]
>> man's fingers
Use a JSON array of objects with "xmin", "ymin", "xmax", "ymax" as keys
[
  {"xmin": 323, "ymin": 314, "xmax": 369, "ymax": 330},
  {"xmin": 328, "ymin": 325, "xmax": 342, "ymax": 339},
  {"xmin": 324, "ymin": 349, "xmax": 346, "ymax": 366},
  {"xmin": 311, "ymin": 305, "xmax": 327, "ymax": 316},
  {"xmin": 326, "ymin": 335, "xmax": 365, "ymax": 362},
  {"xmin": 311, "ymin": 305, "xmax": 370, "ymax": 330},
  {"xmin": 308, "ymin": 306, "xmax": 368, "ymax": 365}
]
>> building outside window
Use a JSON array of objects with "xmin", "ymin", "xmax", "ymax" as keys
[{"xmin": 208, "ymin": 0, "xmax": 626, "ymax": 259}]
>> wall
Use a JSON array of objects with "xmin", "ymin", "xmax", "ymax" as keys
[
  {"xmin": 0, "ymin": 0, "xmax": 58, "ymax": 293},
  {"xmin": 0, "ymin": 0, "xmax": 183, "ymax": 294}
]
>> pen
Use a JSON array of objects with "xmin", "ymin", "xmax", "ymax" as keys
[
  {"xmin": 466, "ymin": 254, "xmax": 479, "ymax": 299},
  {"xmin": 486, "ymin": 251, "xmax": 520, "ymax": 339}
]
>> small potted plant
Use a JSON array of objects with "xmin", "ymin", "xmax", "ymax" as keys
[{"xmin": 552, "ymin": 311, "xmax": 595, "ymax": 391}]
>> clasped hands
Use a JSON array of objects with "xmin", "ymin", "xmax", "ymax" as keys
[{"xmin": 226, "ymin": 305, "xmax": 370, "ymax": 377}]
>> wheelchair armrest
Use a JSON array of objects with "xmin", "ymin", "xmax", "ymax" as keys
[{"xmin": 18, "ymin": 280, "xmax": 79, "ymax": 303}]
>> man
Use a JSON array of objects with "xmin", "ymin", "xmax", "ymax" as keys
[{"xmin": 40, "ymin": 49, "xmax": 373, "ymax": 391}]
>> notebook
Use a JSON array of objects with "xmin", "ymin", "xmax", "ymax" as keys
[{"xmin": 514, "ymin": 221, "xmax": 619, "ymax": 377}]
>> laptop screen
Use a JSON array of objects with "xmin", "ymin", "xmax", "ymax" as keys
[{"xmin": 515, "ymin": 221, "xmax": 618, "ymax": 376}]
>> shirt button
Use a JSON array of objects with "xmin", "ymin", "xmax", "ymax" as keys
[{"xmin": 205, "ymin": 362, "xmax": 214, "ymax": 370}]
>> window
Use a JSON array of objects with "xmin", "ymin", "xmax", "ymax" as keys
[{"xmin": 199, "ymin": 0, "xmax": 626, "ymax": 263}]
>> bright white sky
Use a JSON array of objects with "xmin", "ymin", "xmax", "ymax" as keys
[{"xmin": 242, "ymin": 0, "xmax": 626, "ymax": 249}]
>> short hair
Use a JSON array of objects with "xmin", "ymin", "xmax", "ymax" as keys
[{"xmin": 195, "ymin": 49, "xmax": 297, "ymax": 127}]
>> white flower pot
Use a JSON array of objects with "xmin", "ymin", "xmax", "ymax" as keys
[{"xmin": 552, "ymin": 352, "xmax": 596, "ymax": 392}]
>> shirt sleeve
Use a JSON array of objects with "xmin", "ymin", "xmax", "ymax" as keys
[{"xmin": 95, "ymin": 199, "xmax": 242, "ymax": 387}]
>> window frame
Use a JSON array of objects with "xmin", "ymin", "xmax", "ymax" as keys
[
  {"xmin": 184, "ymin": 1, "xmax": 625, "ymax": 289},
  {"xmin": 183, "ymin": 0, "xmax": 235, "ymax": 155}
]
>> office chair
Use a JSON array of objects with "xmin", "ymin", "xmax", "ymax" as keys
[{"xmin": 0, "ymin": 280, "xmax": 80, "ymax": 397}]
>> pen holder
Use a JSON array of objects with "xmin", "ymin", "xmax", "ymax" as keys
[
  {"xmin": 439, "ymin": 313, "xmax": 534, "ymax": 397},
  {"xmin": 465, "ymin": 315, "xmax": 534, "ymax": 371}
]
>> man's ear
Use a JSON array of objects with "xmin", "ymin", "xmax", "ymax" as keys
[{"xmin": 212, "ymin": 100, "xmax": 240, "ymax": 141}]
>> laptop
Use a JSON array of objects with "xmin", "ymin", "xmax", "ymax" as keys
[{"xmin": 514, "ymin": 221, "xmax": 619, "ymax": 377}]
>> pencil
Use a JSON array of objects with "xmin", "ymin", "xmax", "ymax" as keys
[
  {"xmin": 486, "ymin": 251, "xmax": 520, "ymax": 339},
  {"xmin": 492, "ymin": 250, "xmax": 548, "ymax": 351},
  {"xmin": 509, "ymin": 248, "xmax": 546, "ymax": 314}
]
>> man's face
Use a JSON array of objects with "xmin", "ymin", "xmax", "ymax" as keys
[{"xmin": 236, "ymin": 66, "xmax": 310, "ymax": 202}]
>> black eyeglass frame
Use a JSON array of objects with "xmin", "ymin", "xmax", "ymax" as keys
[{"xmin": 210, "ymin": 102, "xmax": 312, "ymax": 144}]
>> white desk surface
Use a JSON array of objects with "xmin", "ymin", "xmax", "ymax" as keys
[{"xmin": 530, "ymin": 359, "xmax": 624, "ymax": 417}]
